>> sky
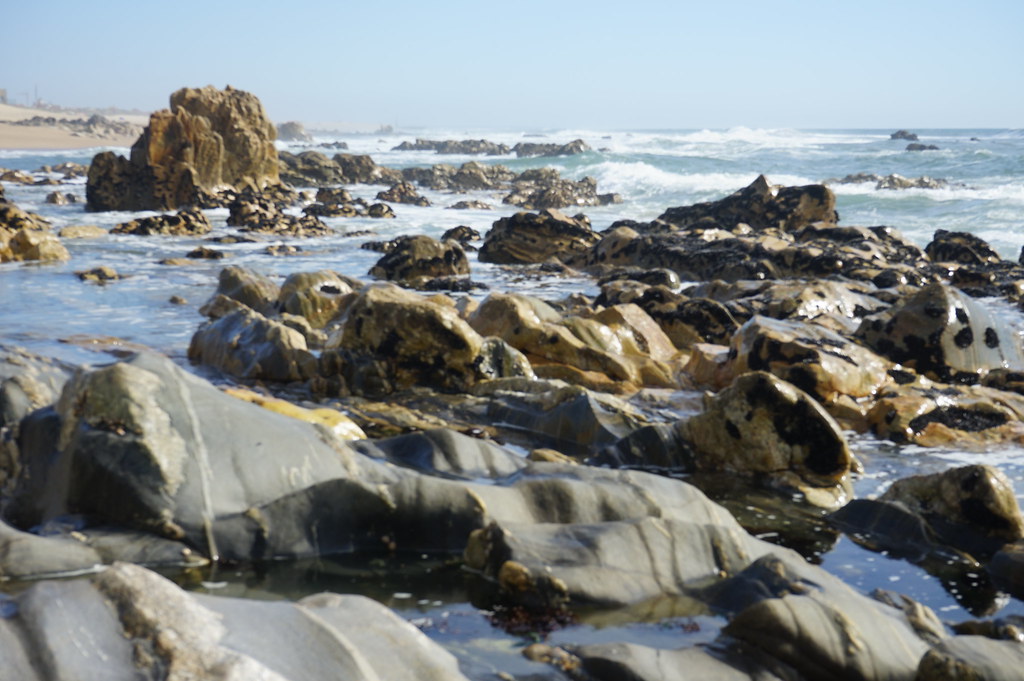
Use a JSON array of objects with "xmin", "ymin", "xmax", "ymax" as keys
[{"xmin": 2, "ymin": 0, "xmax": 1021, "ymax": 130}]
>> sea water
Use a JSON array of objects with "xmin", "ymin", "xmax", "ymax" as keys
[{"xmin": 3, "ymin": 126, "xmax": 1024, "ymax": 646}]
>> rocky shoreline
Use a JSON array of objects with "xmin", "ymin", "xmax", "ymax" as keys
[{"xmin": 2, "ymin": 86, "xmax": 1024, "ymax": 680}]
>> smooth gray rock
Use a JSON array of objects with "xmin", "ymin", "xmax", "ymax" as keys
[{"xmin": 0, "ymin": 562, "xmax": 470, "ymax": 681}]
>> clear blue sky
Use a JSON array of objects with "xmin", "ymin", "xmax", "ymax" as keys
[{"xmin": 2, "ymin": 0, "xmax": 1021, "ymax": 130}]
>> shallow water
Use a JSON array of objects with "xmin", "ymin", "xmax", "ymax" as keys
[{"xmin": 4, "ymin": 127, "xmax": 1024, "ymax": 663}]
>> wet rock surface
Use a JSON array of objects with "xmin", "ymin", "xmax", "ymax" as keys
[{"xmin": 10, "ymin": 157, "xmax": 1024, "ymax": 679}]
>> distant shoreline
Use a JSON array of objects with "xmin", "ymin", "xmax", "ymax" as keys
[{"xmin": 0, "ymin": 103, "xmax": 145, "ymax": 151}]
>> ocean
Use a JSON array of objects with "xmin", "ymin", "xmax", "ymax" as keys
[{"xmin": 3, "ymin": 126, "xmax": 1024, "ymax": 664}]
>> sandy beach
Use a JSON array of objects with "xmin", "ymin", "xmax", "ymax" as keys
[{"xmin": 0, "ymin": 103, "xmax": 146, "ymax": 150}]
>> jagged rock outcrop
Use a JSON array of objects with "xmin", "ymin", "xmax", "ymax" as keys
[
  {"xmin": 657, "ymin": 174, "xmax": 837, "ymax": 232},
  {"xmin": 513, "ymin": 139, "xmax": 592, "ymax": 157},
  {"xmin": 504, "ymin": 173, "xmax": 620, "ymax": 210},
  {"xmin": 86, "ymin": 85, "xmax": 280, "ymax": 211},
  {"xmin": 392, "ymin": 138, "xmax": 510, "ymax": 155}
]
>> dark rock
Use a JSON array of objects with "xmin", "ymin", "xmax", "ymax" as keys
[
  {"xmin": 333, "ymin": 153, "xmax": 403, "ymax": 185},
  {"xmin": 1, "ymin": 199, "xmax": 53, "ymax": 232},
  {"xmin": 44, "ymin": 191, "xmax": 78, "ymax": 205},
  {"xmin": 376, "ymin": 181, "xmax": 430, "ymax": 206},
  {"xmin": 926, "ymin": 229, "xmax": 1002, "ymax": 265},
  {"xmin": 277, "ymin": 270, "xmax": 355, "ymax": 328},
  {"xmin": 86, "ymin": 85, "xmax": 280, "ymax": 211},
  {"xmin": 201, "ymin": 265, "xmax": 280, "ymax": 316},
  {"xmin": 657, "ymin": 174, "xmax": 837, "ymax": 233},
  {"xmin": 110, "ymin": 207, "xmax": 211, "ymax": 236},
  {"xmin": 324, "ymin": 283, "xmax": 531, "ymax": 395},
  {"xmin": 907, "ymin": 143, "xmax": 940, "ymax": 151},
  {"xmin": 726, "ymin": 314, "xmax": 893, "ymax": 402},
  {"xmin": 504, "ymin": 174, "xmax": 611, "ymax": 210},
  {"xmin": 891, "ymin": 129, "xmax": 920, "ymax": 141},
  {"xmin": 680, "ymin": 371, "xmax": 855, "ymax": 508},
  {"xmin": 75, "ymin": 266, "xmax": 122, "ymax": 283},
  {"xmin": 440, "ymin": 225, "xmax": 481, "ymax": 246},
  {"xmin": 512, "ymin": 139, "xmax": 592, "ymax": 157},
  {"xmin": 879, "ymin": 464, "xmax": 1024, "ymax": 556},
  {"xmin": 368, "ymin": 234, "xmax": 469, "ymax": 286},
  {"xmin": 186, "ymin": 246, "xmax": 224, "ymax": 259},
  {"xmin": 277, "ymin": 150, "xmax": 346, "ymax": 186},
  {"xmin": 391, "ymin": 138, "xmax": 510, "ymax": 155},
  {"xmin": 479, "ymin": 209, "xmax": 598, "ymax": 264}
]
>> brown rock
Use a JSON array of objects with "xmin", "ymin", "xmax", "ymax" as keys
[
  {"xmin": 86, "ymin": 85, "xmax": 280, "ymax": 211},
  {"xmin": 681, "ymin": 371, "xmax": 854, "ymax": 508}
]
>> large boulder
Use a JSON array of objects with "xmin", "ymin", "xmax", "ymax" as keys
[
  {"xmin": 188, "ymin": 307, "xmax": 319, "ymax": 382},
  {"xmin": 725, "ymin": 315, "xmax": 893, "ymax": 402},
  {"xmin": 858, "ymin": 282, "xmax": 1024, "ymax": 382},
  {"xmin": 680, "ymin": 371, "xmax": 855, "ymax": 508},
  {"xmin": 478, "ymin": 209, "xmax": 599, "ymax": 264},
  {"xmin": 277, "ymin": 270, "xmax": 355, "ymax": 328},
  {"xmin": 86, "ymin": 85, "xmax": 280, "ymax": 211},
  {"xmin": 324, "ymin": 284, "xmax": 530, "ymax": 395},
  {"xmin": 368, "ymin": 235, "xmax": 470, "ymax": 287}
]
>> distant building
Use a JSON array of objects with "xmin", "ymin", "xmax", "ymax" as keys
[{"xmin": 0, "ymin": 89, "xmax": 7, "ymax": 105}]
